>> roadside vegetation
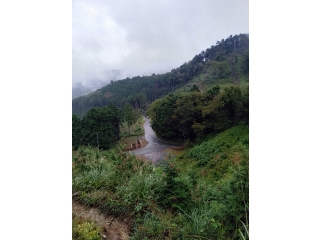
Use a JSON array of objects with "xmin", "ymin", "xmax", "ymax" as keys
[{"xmin": 72, "ymin": 125, "xmax": 248, "ymax": 239}]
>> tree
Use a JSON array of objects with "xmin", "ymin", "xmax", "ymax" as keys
[
  {"xmin": 242, "ymin": 52, "xmax": 249, "ymax": 76},
  {"xmin": 156, "ymin": 162, "xmax": 192, "ymax": 212},
  {"xmin": 206, "ymin": 85, "xmax": 220, "ymax": 98},
  {"xmin": 147, "ymin": 95, "xmax": 180, "ymax": 139},
  {"xmin": 80, "ymin": 106, "xmax": 122, "ymax": 150},
  {"xmin": 190, "ymin": 84, "xmax": 200, "ymax": 92},
  {"xmin": 123, "ymin": 103, "xmax": 137, "ymax": 135},
  {"xmin": 220, "ymin": 86, "xmax": 245, "ymax": 126},
  {"xmin": 81, "ymin": 108, "xmax": 101, "ymax": 148},
  {"xmin": 105, "ymin": 103, "xmax": 122, "ymax": 141},
  {"xmin": 72, "ymin": 114, "xmax": 82, "ymax": 150}
]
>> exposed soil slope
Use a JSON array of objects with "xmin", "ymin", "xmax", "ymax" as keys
[{"xmin": 72, "ymin": 200, "xmax": 131, "ymax": 240}]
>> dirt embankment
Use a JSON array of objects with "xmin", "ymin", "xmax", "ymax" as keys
[
  {"xmin": 120, "ymin": 136, "xmax": 148, "ymax": 151},
  {"xmin": 72, "ymin": 200, "xmax": 132, "ymax": 240}
]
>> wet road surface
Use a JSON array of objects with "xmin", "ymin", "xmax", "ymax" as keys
[{"xmin": 130, "ymin": 115, "xmax": 178, "ymax": 163}]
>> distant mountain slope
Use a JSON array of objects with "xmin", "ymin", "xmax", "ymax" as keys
[
  {"xmin": 72, "ymin": 83, "xmax": 92, "ymax": 99},
  {"xmin": 72, "ymin": 34, "xmax": 249, "ymax": 117}
]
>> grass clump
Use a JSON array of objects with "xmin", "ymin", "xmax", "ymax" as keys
[{"xmin": 72, "ymin": 214, "xmax": 103, "ymax": 240}]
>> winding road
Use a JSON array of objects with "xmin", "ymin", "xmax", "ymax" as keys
[{"xmin": 130, "ymin": 114, "xmax": 178, "ymax": 163}]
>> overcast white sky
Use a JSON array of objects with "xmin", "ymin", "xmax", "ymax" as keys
[{"xmin": 72, "ymin": 0, "xmax": 249, "ymax": 89}]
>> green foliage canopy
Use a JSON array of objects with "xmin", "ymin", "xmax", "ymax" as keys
[
  {"xmin": 147, "ymin": 85, "xmax": 249, "ymax": 141},
  {"xmin": 72, "ymin": 104, "xmax": 122, "ymax": 150}
]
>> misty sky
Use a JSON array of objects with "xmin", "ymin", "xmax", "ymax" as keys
[{"xmin": 72, "ymin": 0, "xmax": 249, "ymax": 90}]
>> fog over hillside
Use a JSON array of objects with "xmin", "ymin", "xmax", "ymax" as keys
[
  {"xmin": 72, "ymin": 69, "xmax": 124, "ymax": 98},
  {"xmin": 72, "ymin": 0, "xmax": 249, "ymax": 98}
]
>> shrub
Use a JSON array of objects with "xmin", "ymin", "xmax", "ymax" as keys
[
  {"xmin": 115, "ymin": 166, "xmax": 164, "ymax": 213},
  {"xmin": 72, "ymin": 214, "xmax": 102, "ymax": 240},
  {"xmin": 156, "ymin": 163, "xmax": 193, "ymax": 212}
]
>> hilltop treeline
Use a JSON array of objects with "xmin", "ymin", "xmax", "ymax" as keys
[{"xmin": 72, "ymin": 34, "xmax": 249, "ymax": 118}]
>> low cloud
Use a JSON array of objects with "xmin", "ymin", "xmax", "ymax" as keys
[{"xmin": 72, "ymin": 0, "xmax": 249, "ymax": 95}]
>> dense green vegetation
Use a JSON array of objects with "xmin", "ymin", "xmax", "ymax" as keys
[
  {"xmin": 72, "ymin": 34, "xmax": 249, "ymax": 118},
  {"xmin": 72, "ymin": 125, "xmax": 248, "ymax": 239},
  {"xmin": 147, "ymin": 85, "xmax": 248, "ymax": 142},
  {"xmin": 72, "ymin": 103, "xmax": 142, "ymax": 150},
  {"xmin": 72, "ymin": 104, "xmax": 122, "ymax": 150}
]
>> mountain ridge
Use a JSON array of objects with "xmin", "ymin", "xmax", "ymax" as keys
[{"xmin": 72, "ymin": 33, "xmax": 249, "ymax": 118}]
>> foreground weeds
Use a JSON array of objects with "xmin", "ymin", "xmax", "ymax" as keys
[
  {"xmin": 72, "ymin": 213, "xmax": 103, "ymax": 240},
  {"xmin": 73, "ymin": 126, "xmax": 248, "ymax": 239}
]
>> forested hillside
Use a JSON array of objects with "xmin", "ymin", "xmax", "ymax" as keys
[{"xmin": 72, "ymin": 34, "xmax": 249, "ymax": 118}]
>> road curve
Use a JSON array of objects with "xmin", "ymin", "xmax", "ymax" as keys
[{"xmin": 130, "ymin": 114, "xmax": 177, "ymax": 162}]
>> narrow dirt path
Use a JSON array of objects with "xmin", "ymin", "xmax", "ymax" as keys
[{"xmin": 72, "ymin": 200, "xmax": 131, "ymax": 240}]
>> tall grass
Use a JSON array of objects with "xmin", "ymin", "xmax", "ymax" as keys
[
  {"xmin": 72, "ymin": 124, "xmax": 249, "ymax": 239},
  {"xmin": 116, "ymin": 165, "xmax": 164, "ymax": 213}
]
